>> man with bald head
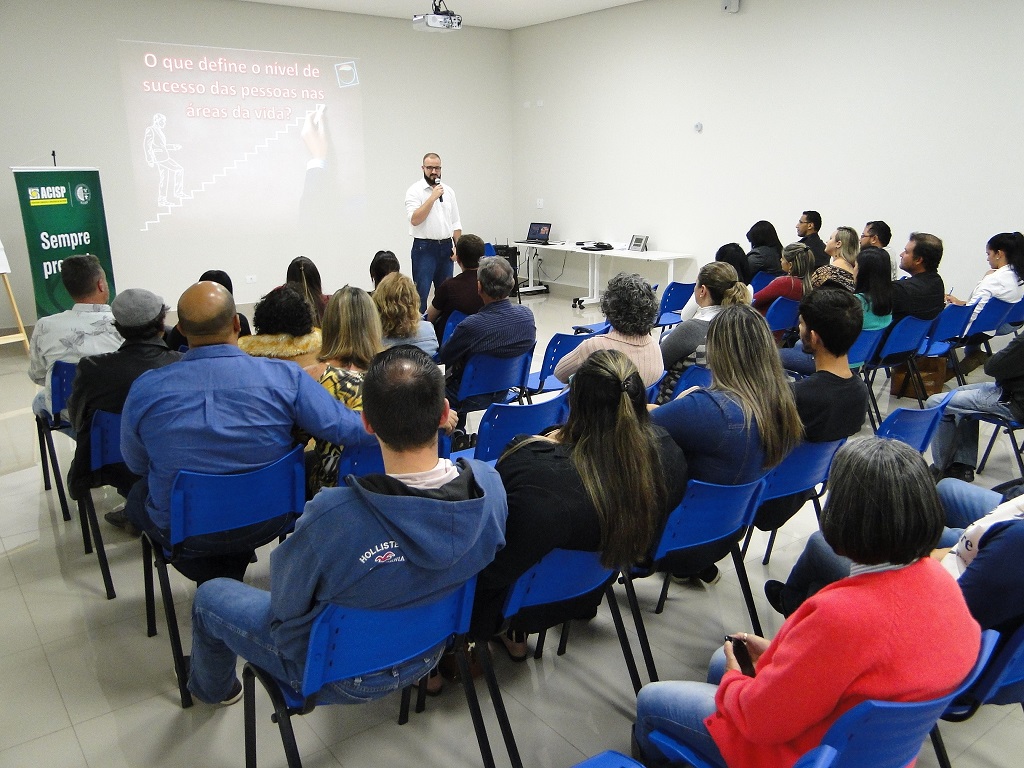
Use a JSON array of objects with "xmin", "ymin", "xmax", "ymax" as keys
[{"xmin": 121, "ymin": 281, "xmax": 374, "ymax": 583}]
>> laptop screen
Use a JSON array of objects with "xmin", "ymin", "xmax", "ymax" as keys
[{"xmin": 527, "ymin": 222, "xmax": 551, "ymax": 240}]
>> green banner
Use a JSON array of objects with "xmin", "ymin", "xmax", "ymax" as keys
[{"xmin": 12, "ymin": 167, "xmax": 116, "ymax": 318}]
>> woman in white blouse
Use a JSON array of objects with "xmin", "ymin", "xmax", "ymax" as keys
[{"xmin": 946, "ymin": 232, "xmax": 1024, "ymax": 328}]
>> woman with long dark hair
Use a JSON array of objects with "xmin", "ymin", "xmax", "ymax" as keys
[
  {"xmin": 745, "ymin": 220, "xmax": 785, "ymax": 279},
  {"xmin": 286, "ymin": 256, "xmax": 329, "ymax": 326}
]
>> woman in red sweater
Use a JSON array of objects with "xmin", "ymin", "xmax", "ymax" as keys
[
  {"xmin": 633, "ymin": 438, "xmax": 981, "ymax": 768},
  {"xmin": 751, "ymin": 242, "xmax": 815, "ymax": 315}
]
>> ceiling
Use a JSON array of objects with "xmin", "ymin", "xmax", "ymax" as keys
[{"xmin": 238, "ymin": 0, "xmax": 647, "ymax": 31}]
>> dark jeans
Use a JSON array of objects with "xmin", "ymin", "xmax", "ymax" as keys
[
  {"xmin": 411, "ymin": 238, "xmax": 454, "ymax": 313},
  {"xmin": 125, "ymin": 477, "xmax": 294, "ymax": 584}
]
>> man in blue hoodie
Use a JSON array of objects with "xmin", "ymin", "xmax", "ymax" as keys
[{"xmin": 187, "ymin": 345, "xmax": 508, "ymax": 705}]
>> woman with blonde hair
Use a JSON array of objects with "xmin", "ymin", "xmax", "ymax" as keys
[
  {"xmin": 472, "ymin": 349, "xmax": 688, "ymax": 655},
  {"xmin": 656, "ymin": 262, "xmax": 749, "ymax": 403},
  {"xmin": 810, "ymin": 226, "xmax": 860, "ymax": 292},
  {"xmin": 752, "ymin": 242, "xmax": 815, "ymax": 314},
  {"xmin": 372, "ymin": 272, "xmax": 438, "ymax": 357},
  {"xmin": 305, "ymin": 286, "xmax": 383, "ymax": 494}
]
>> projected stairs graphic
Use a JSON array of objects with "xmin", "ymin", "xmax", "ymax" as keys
[{"xmin": 139, "ymin": 112, "xmax": 307, "ymax": 231}]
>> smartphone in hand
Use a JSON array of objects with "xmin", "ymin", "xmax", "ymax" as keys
[{"xmin": 725, "ymin": 635, "xmax": 756, "ymax": 677}]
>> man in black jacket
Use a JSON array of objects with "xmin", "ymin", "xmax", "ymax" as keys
[
  {"xmin": 891, "ymin": 232, "xmax": 946, "ymax": 321},
  {"xmin": 796, "ymin": 210, "xmax": 828, "ymax": 269},
  {"xmin": 927, "ymin": 334, "xmax": 1024, "ymax": 482},
  {"xmin": 66, "ymin": 288, "xmax": 181, "ymax": 525}
]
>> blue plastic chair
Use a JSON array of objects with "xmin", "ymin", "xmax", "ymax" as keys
[
  {"xmin": 572, "ymin": 319, "xmax": 611, "ymax": 335},
  {"xmin": 931, "ymin": 624, "xmax": 1024, "ymax": 768},
  {"xmin": 764, "ymin": 296, "xmax": 801, "ymax": 334},
  {"xmin": 846, "ymin": 327, "xmax": 886, "ymax": 371},
  {"xmin": 975, "ymin": 411, "xmax": 1024, "ymax": 477},
  {"xmin": 440, "ymin": 309, "xmax": 468, "ymax": 347},
  {"xmin": 74, "ymin": 409, "xmax": 124, "ymax": 600},
  {"xmin": 875, "ymin": 390, "xmax": 955, "ymax": 451},
  {"xmin": 142, "ymin": 444, "xmax": 306, "ymax": 709},
  {"xmin": 861, "ymin": 315, "xmax": 934, "ymax": 426},
  {"xmin": 453, "ymin": 390, "xmax": 570, "ymax": 463},
  {"xmin": 242, "ymin": 579, "xmax": 503, "ymax": 768},
  {"xmin": 648, "ymin": 630, "xmax": 997, "ymax": 768},
  {"xmin": 623, "ymin": 478, "xmax": 766, "ymax": 686},
  {"xmin": 456, "ymin": 346, "xmax": 536, "ymax": 409},
  {"xmin": 963, "ymin": 296, "xmax": 1014, "ymax": 337},
  {"xmin": 526, "ymin": 332, "xmax": 587, "ymax": 394},
  {"xmin": 670, "ymin": 365, "xmax": 712, "ymax": 400},
  {"xmin": 645, "ymin": 372, "xmax": 667, "ymax": 404},
  {"xmin": 654, "ymin": 282, "xmax": 696, "ymax": 338},
  {"xmin": 571, "ymin": 752, "xmax": 644, "ymax": 768},
  {"xmin": 35, "ymin": 359, "xmax": 77, "ymax": 522},
  {"xmin": 335, "ymin": 442, "xmax": 386, "ymax": 480},
  {"xmin": 750, "ymin": 271, "xmax": 775, "ymax": 293},
  {"xmin": 918, "ymin": 303, "xmax": 972, "ymax": 385},
  {"xmin": 741, "ymin": 438, "xmax": 845, "ymax": 566},
  {"xmin": 992, "ymin": 297, "xmax": 1024, "ymax": 339}
]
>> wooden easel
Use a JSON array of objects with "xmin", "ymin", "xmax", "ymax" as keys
[{"xmin": 0, "ymin": 274, "xmax": 30, "ymax": 354}]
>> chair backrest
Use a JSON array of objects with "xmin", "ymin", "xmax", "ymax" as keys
[
  {"xmin": 645, "ymin": 372, "xmax": 667, "ymax": 403},
  {"xmin": 484, "ymin": 242, "xmax": 497, "ymax": 257},
  {"xmin": 49, "ymin": 360, "xmax": 77, "ymax": 416},
  {"xmin": 441, "ymin": 310, "xmax": 469, "ymax": 346},
  {"xmin": 965, "ymin": 297, "xmax": 1014, "ymax": 336},
  {"xmin": 765, "ymin": 297, "xmax": 801, "ymax": 333},
  {"xmin": 847, "ymin": 328, "xmax": 886, "ymax": 369},
  {"xmin": 658, "ymin": 282, "xmax": 696, "ymax": 316},
  {"xmin": 336, "ymin": 442, "xmax": 386, "ymax": 480},
  {"xmin": 995, "ymin": 298, "xmax": 1024, "ymax": 335},
  {"xmin": 925, "ymin": 303, "xmax": 973, "ymax": 347},
  {"xmin": 876, "ymin": 390, "xmax": 955, "ymax": 452},
  {"xmin": 571, "ymin": 751, "xmax": 645, "ymax": 768},
  {"xmin": 873, "ymin": 315, "xmax": 933, "ymax": 362},
  {"xmin": 537, "ymin": 332, "xmax": 589, "ymax": 388},
  {"xmin": 169, "ymin": 444, "xmax": 305, "ymax": 545},
  {"xmin": 301, "ymin": 577, "xmax": 476, "ymax": 696},
  {"xmin": 670, "ymin": 365, "xmax": 713, "ymax": 400},
  {"xmin": 963, "ymin": 623, "xmax": 1024, "ymax": 708},
  {"xmin": 652, "ymin": 478, "xmax": 764, "ymax": 563},
  {"xmin": 502, "ymin": 548, "xmax": 616, "ymax": 620},
  {"xmin": 475, "ymin": 390, "xmax": 570, "ymax": 462},
  {"xmin": 750, "ymin": 271, "xmax": 775, "ymax": 293},
  {"xmin": 457, "ymin": 345, "xmax": 535, "ymax": 401},
  {"xmin": 89, "ymin": 410, "xmax": 124, "ymax": 471},
  {"xmin": 760, "ymin": 439, "xmax": 844, "ymax": 503}
]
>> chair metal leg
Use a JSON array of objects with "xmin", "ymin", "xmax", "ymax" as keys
[
  {"xmin": 534, "ymin": 627, "xmax": 547, "ymax": 659},
  {"xmin": 142, "ymin": 536, "xmax": 157, "ymax": 636},
  {"xmin": 415, "ymin": 674, "xmax": 428, "ymax": 714},
  {"xmin": 556, "ymin": 621, "xmax": 570, "ymax": 656},
  {"xmin": 730, "ymin": 544, "xmax": 763, "ymax": 637},
  {"xmin": 154, "ymin": 552, "xmax": 193, "ymax": 708},
  {"xmin": 398, "ymin": 685, "xmax": 412, "ymax": 725},
  {"xmin": 1007, "ymin": 427, "xmax": 1024, "ymax": 477},
  {"xmin": 740, "ymin": 526, "xmax": 754, "ymax": 557},
  {"xmin": 604, "ymin": 585, "xmax": 644, "ymax": 696},
  {"xmin": 82, "ymin": 496, "xmax": 115, "ymax": 599},
  {"xmin": 244, "ymin": 665, "xmax": 258, "ymax": 768},
  {"xmin": 654, "ymin": 573, "xmax": 671, "ymax": 614},
  {"xmin": 42, "ymin": 425, "xmax": 71, "ymax": 521},
  {"xmin": 761, "ymin": 529, "xmax": 778, "ymax": 566},
  {"xmin": 978, "ymin": 427, "xmax": 1000, "ymax": 473},
  {"xmin": 948, "ymin": 350, "xmax": 966, "ymax": 387},
  {"xmin": 478, "ymin": 642, "xmax": 523, "ymax": 768},
  {"xmin": 906, "ymin": 358, "xmax": 927, "ymax": 407},
  {"xmin": 929, "ymin": 725, "xmax": 954, "ymax": 768},
  {"xmin": 36, "ymin": 417, "xmax": 52, "ymax": 491},
  {"xmin": 77, "ymin": 497, "xmax": 93, "ymax": 554},
  {"xmin": 621, "ymin": 574, "xmax": 659, "ymax": 683},
  {"xmin": 455, "ymin": 644, "xmax": 497, "ymax": 768}
]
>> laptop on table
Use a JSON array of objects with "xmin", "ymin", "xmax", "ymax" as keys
[{"xmin": 515, "ymin": 222, "xmax": 551, "ymax": 245}]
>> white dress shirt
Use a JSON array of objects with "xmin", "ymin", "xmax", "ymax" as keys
[
  {"xmin": 405, "ymin": 178, "xmax": 461, "ymax": 240},
  {"xmin": 967, "ymin": 264, "xmax": 1024, "ymax": 328}
]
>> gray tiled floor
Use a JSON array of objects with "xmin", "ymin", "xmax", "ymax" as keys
[{"xmin": 0, "ymin": 291, "xmax": 1018, "ymax": 767}]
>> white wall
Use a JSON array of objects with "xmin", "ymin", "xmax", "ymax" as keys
[
  {"xmin": 510, "ymin": 0, "xmax": 1024, "ymax": 293},
  {"xmin": 0, "ymin": 0, "xmax": 513, "ymax": 326}
]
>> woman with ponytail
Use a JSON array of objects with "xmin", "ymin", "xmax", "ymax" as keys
[
  {"xmin": 945, "ymin": 231, "xmax": 1024, "ymax": 327},
  {"xmin": 471, "ymin": 349, "xmax": 688, "ymax": 654}
]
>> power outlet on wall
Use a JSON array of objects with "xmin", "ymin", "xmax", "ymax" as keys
[{"xmin": 246, "ymin": 275, "xmax": 257, "ymax": 283}]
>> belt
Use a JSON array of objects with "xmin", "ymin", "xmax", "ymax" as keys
[{"xmin": 414, "ymin": 237, "xmax": 453, "ymax": 244}]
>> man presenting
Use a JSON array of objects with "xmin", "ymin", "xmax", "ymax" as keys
[
  {"xmin": 187, "ymin": 346, "xmax": 507, "ymax": 705},
  {"xmin": 406, "ymin": 152, "xmax": 462, "ymax": 312}
]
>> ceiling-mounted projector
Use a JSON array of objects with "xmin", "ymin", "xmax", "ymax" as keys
[{"xmin": 413, "ymin": 0, "xmax": 462, "ymax": 31}]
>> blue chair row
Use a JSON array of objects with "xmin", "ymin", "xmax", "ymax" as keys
[
  {"xmin": 35, "ymin": 359, "xmax": 76, "ymax": 522},
  {"xmin": 654, "ymin": 281, "xmax": 696, "ymax": 339}
]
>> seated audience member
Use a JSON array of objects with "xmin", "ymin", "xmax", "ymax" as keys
[
  {"xmin": 780, "ymin": 248, "xmax": 893, "ymax": 375},
  {"xmin": 809, "ymin": 226, "xmax": 859, "ymax": 292},
  {"xmin": 165, "ymin": 269, "xmax": 251, "ymax": 350},
  {"xmin": 926, "ymin": 330, "xmax": 1024, "ymax": 483},
  {"xmin": 28, "ymin": 254, "xmax": 122, "ymax": 419},
  {"xmin": 676, "ymin": 244, "xmax": 754, "ymax": 321},
  {"xmin": 436, "ymin": 256, "xmax": 536, "ymax": 418},
  {"xmin": 765, "ymin": 472, "xmax": 1024, "ymax": 639},
  {"xmin": 796, "ymin": 210, "xmax": 828, "ymax": 269},
  {"xmin": 472, "ymin": 350, "xmax": 689, "ymax": 654},
  {"xmin": 945, "ymin": 232, "xmax": 1024, "ymax": 373},
  {"xmin": 635, "ymin": 438, "xmax": 981, "ymax": 768},
  {"xmin": 305, "ymin": 287, "xmax": 384, "ymax": 495},
  {"xmin": 755, "ymin": 290, "xmax": 868, "ymax": 535},
  {"xmin": 373, "ymin": 272, "xmax": 439, "ymax": 357},
  {"xmin": 554, "ymin": 272, "xmax": 663, "ymax": 388},
  {"xmin": 368, "ymin": 249, "xmax": 400, "ymax": 291},
  {"xmin": 427, "ymin": 234, "xmax": 486, "ymax": 340},
  {"xmin": 744, "ymin": 220, "xmax": 785, "ymax": 281},
  {"xmin": 891, "ymin": 232, "xmax": 945, "ymax": 321},
  {"xmin": 653, "ymin": 304, "xmax": 802, "ymax": 583},
  {"xmin": 860, "ymin": 220, "xmax": 896, "ymax": 279},
  {"xmin": 751, "ymin": 242, "xmax": 814, "ymax": 314},
  {"xmin": 66, "ymin": 289, "xmax": 181, "ymax": 527},
  {"xmin": 186, "ymin": 345, "xmax": 507, "ymax": 705},
  {"xmin": 656, "ymin": 262, "xmax": 748, "ymax": 403},
  {"xmin": 286, "ymin": 255, "xmax": 329, "ymax": 326},
  {"xmin": 122, "ymin": 281, "xmax": 373, "ymax": 585},
  {"xmin": 238, "ymin": 285, "xmax": 322, "ymax": 368}
]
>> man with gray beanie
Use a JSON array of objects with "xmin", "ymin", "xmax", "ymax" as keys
[{"xmin": 66, "ymin": 288, "xmax": 181, "ymax": 527}]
